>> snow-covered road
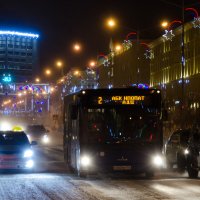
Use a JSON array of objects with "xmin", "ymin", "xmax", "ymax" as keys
[{"xmin": 0, "ymin": 132, "xmax": 199, "ymax": 200}]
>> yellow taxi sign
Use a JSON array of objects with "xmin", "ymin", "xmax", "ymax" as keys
[{"xmin": 12, "ymin": 126, "xmax": 23, "ymax": 132}]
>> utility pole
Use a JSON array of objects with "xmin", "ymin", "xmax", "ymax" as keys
[{"xmin": 181, "ymin": 0, "xmax": 185, "ymax": 128}]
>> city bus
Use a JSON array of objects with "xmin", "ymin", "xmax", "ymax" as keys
[{"xmin": 63, "ymin": 87, "xmax": 164, "ymax": 177}]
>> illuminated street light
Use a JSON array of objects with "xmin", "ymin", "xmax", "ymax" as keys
[
  {"xmin": 56, "ymin": 61, "xmax": 62, "ymax": 68},
  {"xmin": 35, "ymin": 78, "xmax": 40, "ymax": 83},
  {"xmin": 74, "ymin": 70, "xmax": 80, "ymax": 76},
  {"xmin": 161, "ymin": 21, "xmax": 169, "ymax": 28},
  {"xmin": 45, "ymin": 69, "xmax": 52, "ymax": 76},
  {"xmin": 73, "ymin": 43, "xmax": 81, "ymax": 52},
  {"xmin": 89, "ymin": 60, "xmax": 96, "ymax": 68},
  {"xmin": 115, "ymin": 44, "xmax": 122, "ymax": 52},
  {"xmin": 106, "ymin": 17, "xmax": 117, "ymax": 28},
  {"xmin": 56, "ymin": 60, "xmax": 64, "ymax": 76}
]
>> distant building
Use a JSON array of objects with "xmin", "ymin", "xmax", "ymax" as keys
[
  {"xmin": 98, "ymin": 40, "xmax": 150, "ymax": 89},
  {"xmin": 150, "ymin": 22, "xmax": 200, "ymax": 129},
  {"xmin": 0, "ymin": 30, "xmax": 39, "ymax": 83}
]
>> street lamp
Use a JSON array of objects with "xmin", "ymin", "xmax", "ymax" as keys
[
  {"xmin": 45, "ymin": 69, "xmax": 52, "ymax": 76},
  {"xmin": 106, "ymin": 17, "xmax": 117, "ymax": 29},
  {"xmin": 161, "ymin": 21, "xmax": 169, "ymax": 28},
  {"xmin": 115, "ymin": 44, "xmax": 122, "ymax": 52},
  {"xmin": 73, "ymin": 43, "xmax": 81, "ymax": 52},
  {"xmin": 35, "ymin": 78, "xmax": 40, "ymax": 83},
  {"xmin": 56, "ymin": 60, "xmax": 64, "ymax": 76},
  {"xmin": 89, "ymin": 60, "xmax": 96, "ymax": 68}
]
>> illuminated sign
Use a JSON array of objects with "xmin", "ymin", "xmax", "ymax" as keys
[
  {"xmin": 97, "ymin": 95, "xmax": 145, "ymax": 105},
  {"xmin": 2, "ymin": 75, "xmax": 12, "ymax": 83}
]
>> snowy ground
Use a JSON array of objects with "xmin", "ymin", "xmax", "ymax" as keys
[{"xmin": 0, "ymin": 131, "xmax": 199, "ymax": 200}]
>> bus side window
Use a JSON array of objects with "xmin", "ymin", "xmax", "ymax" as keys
[{"xmin": 71, "ymin": 105, "xmax": 78, "ymax": 120}]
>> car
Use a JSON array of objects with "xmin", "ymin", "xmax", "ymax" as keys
[
  {"xmin": 165, "ymin": 128, "xmax": 200, "ymax": 178},
  {"xmin": 25, "ymin": 124, "xmax": 49, "ymax": 145},
  {"xmin": 0, "ymin": 131, "xmax": 36, "ymax": 170},
  {"xmin": 165, "ymin": 129, "xmax": 191, "ymax": 170}
]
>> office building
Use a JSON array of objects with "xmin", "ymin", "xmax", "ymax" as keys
[{"xmin": 0, "ymin": 30, "xmax": 39, "ymax": 83}]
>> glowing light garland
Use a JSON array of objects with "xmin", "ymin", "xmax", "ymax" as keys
[
  {"xmin": 140, "ymin": 42, "xmax": 154, "ymax": 59},
  {"xmin": 144, "ymin": 49, "xmax": 154, "ymax": 59},
  {"xmin": 125, "ymin": 32, "xmax": 137, "ymax": 41},
  {"xmin": 162, "ymin": 20, "xmax": 182, "ymax": 41},
  {"xmin": 185, "ymin": 8, "xmax": 200, "ymax": 28},
  {"xmin": 0, "ymin": 31, "xmax": 39, "ymax": 38}
]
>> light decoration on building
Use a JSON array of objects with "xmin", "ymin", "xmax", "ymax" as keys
[
  {"xmin": 140, "ymin": 42, "xmax": 154, "ymax": 59},
  {"xmin": 185, "ymin": 7, "xmax": 200, "ymax": 28},
  {"xmin": 2, "ymin": 74, "xmax": 12, "ymax": 83},
  {"xmin": 98, "ymin": 54, "xmax": 110, "ymax": 67},
  {"xmin": 125, "ymin": 32, "xmax": 137, "ymax": 42},
  {"xmin": 162, "ymin": 20, "xmax": 182, "ymax": 41},
  {"xmin": 162, "ymin": 30, "xmax": 175, "ymax": 41},
  {"xmin": 122, "ymin": 39, "xmax": 132, "ymax": 50},
  {"xmin": 0, "ymin": 31, "xmax": 39, "ymax": 38},
  {"xmin": 131, "ymin": 83, "xmax": 149, "ymax": 89},
  {"xmin": 121, "ymin": 32, "xmax": 137, "ymax": 52},
  {"xmin": 17, "ymin": 84, "xmax": 50, "ymax": 95}
]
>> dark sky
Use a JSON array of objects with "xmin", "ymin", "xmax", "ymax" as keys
[{"xmin": 0, "ymin": 0, "xmax": 199, "ymax": 75}]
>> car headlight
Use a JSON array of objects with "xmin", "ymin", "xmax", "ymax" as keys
[
  {"xmin": 184, "ymin": 148, "xmax": 189, "ymax": 155},
  {"xmin": 152, "ymin": 155, "xmax": 163, "ymax": 167},
  {"xmin": 25, "ymin": 160, "xmax": 34, "ymax": 168},
  {"xmin": 42, "ymin": 135, "xmax": 49, "ymax": 143},
  {"xmin": 81, "ymin": 155, "xmax": 91, "ymax": 167},
  {"xmin": 24, "ymin": 149, "xmax": 33, "ymax": 158}
]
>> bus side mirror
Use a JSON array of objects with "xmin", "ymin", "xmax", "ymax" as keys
[
  {"xmin": 71, "ymin": 105, "xmax": 78, "ymax": 120},
  {"xmin": 162, "ymin": 109, "xmax": 168, "ymax": 121}
]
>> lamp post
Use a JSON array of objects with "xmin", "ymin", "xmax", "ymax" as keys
[{"xmin": 56, "ymin": 60, "xmax": 64, "ymax": 77}]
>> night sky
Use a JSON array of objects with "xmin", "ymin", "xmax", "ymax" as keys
[{"xmin": 0, "ymin": 0, "xmax": 199, "ymax": 77}]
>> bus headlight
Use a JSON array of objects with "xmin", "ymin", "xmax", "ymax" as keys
[
  {"xmin": 81, "ymin": 155, "xmax": 91, "ymax": 167},
  {"xmin": 152, "ymin": 155, "xmax": 163, "ymax": 167},
  {"xmin": 25, "ymin": 160, "xmax": 34, "ymax": 168},
  {"xmin": 42, "ymin": 135, "xmax": 49, "ymax": 143},
  {"xmin": 24, "ymin": 149, "xmax": 33, "ymax": 158}
]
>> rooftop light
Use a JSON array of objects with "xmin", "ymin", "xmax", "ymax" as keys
[{"xmin": 0, "ymin": 31, "xmax": 39, "ymax": 38}]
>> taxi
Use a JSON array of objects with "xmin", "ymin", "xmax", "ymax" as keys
[{"xmin": 0, "ymin": 130, "xmax": 36, "ymax": 170}]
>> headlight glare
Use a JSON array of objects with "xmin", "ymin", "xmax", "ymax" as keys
[
  {"xmin": 25, "ymin": 160, "xmax": 34, "ymax": 168},
  {"xmin": 184, "ymin": 148, "xmax": 189, "ymax": 155},
  {"xmin": 24, "ymin": 149, "xmax": 33, "ymax": 158},
  {"xmin": 152, "ymin": 155, "xmax": 163, "ymax": 167},
  {"xmin": 81, "ymin": 155, "xmax": 91, "ymax": 167},
  {"xmin": 42, "ymin": 135, "xmax": 49, "ymax": 143}
]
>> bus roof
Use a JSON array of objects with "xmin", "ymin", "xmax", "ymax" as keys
[{"xmin": 64, "ymin": 87, "xmax": 160, "ymax": 97}]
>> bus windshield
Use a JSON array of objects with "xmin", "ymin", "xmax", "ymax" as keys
[{"xmin": 86, "ymin": 108, "xmax": 161, "ymax": 144}]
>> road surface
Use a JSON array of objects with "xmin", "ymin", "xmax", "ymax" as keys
[{"xmin": 0, "ymin": 131, "xmax": 199, "ymax": 200}]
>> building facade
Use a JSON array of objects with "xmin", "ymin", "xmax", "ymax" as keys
[
  {"xmin": 98, "ymin": 40, "xmax": 150, "ymax": 89},
  {"xmin": 150, "ymin": 22, "xmax": 200, "ymax": 130},
  {"xmin": 0, "ymin": 31, "xmax": 39, "ymax": 83},
  {"xmin": 97, "ymin": 20, "xmax": 200, "ymax": 135}
]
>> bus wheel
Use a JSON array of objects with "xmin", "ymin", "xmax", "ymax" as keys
[
  {"xmin": 145, "ymin": 170, "xmax": 154, "ymax": 178},
  {"xmin": 187, "ymin": 156, "xmax": 199, "ymax": 178}
]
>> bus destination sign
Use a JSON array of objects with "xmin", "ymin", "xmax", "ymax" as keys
[{"xmin": 97, "ymin": 95, "xmax": 145, "ymax": 105}]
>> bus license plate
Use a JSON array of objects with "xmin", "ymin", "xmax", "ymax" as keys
[{"xmin": 113, "ymin": 165, "xmax": 132, "ymax": 171}]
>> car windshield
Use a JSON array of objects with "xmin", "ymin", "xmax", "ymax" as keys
[
  {"xmin": 27, "ymin": 125, "xmax": 46, "ymax": 134},
  {"xmin": 0, "ymin": 131, "xmax": 29, "ymax": 145},
  {"xmin": 86, "ymin": 108, "xmax": 161, "ymax": 144}
]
